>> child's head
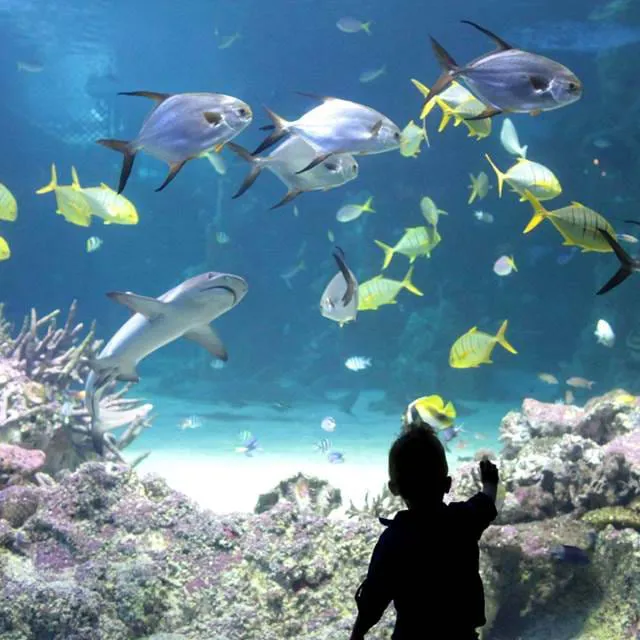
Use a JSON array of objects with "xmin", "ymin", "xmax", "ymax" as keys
[{"xmin": 388, "ymin": 423, "xmax": 451, "ymax": 507}]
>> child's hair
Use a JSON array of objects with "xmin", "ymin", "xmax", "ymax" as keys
[{"xmin": 389, "ymin": 424, "xmax": 449, "ymax": 503}]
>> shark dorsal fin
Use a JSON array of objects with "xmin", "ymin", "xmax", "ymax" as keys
[
  {"xmin": 106, "ymin": 291, "xmax": 167, "ymax": 320},
  {"xmin": 184, "ymin": 324, "xmax": 228, "ymax": 361}
]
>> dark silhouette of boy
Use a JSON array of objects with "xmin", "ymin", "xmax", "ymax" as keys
[{"xmin": 350, "ymin": 410, "xmax": 499, "ymax": 640}]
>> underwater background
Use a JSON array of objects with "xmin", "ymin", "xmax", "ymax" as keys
[{"xmin": 1, "ymin": 0, "xmax": 640, "ymax": 638}]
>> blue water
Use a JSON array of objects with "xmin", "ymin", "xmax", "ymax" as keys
[{"xmin": 1, "ymin": 0, "xmax": 638, "ymax": 506}]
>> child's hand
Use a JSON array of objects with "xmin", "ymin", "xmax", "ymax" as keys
[{"xmin": 479, "ymin": 459, "xmax": 499, "ymax": 485}]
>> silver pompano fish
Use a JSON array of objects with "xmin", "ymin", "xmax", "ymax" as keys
[
  {"xmin": 227, "ymin": 137, "xmax": 358, "ymax": 209},
  {"xmin": 253, "ymin": 94, "xmax": 401, "ymax": 172},
  {"xmin": 97, "ymin": 91, "xmax": 253, "ymax": 193},
  {"xmin": 320, "ymin": 248, "xmax": 358, "ymax": 326},
  {"xmin": 424, "ymin": 21, "xmax": 582, "ymax": 119}
]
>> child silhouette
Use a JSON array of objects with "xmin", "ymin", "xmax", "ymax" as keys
[{"xmin": 350, "ymin": 407, "xmax": 499, "ymax": 640}]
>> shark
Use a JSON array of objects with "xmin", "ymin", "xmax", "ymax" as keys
[{"xmin": 85, "ymin": 271, "xmax": 248, "ymax": 455}]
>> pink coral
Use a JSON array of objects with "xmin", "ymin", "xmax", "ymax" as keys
[
  {"xmin": 0, "ymin": 444, "xmax": 45, "ymax": 485},
  {"xmin": 605, "ymin": 430, "xmax": 640, "ymax": 467}
]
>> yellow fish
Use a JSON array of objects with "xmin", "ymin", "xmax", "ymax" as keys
[
  {"xmin": 36, "ymin": 164, "xmax": 92, "ymax": 227},
  {"xmin": 485, "ymin": 154, "xmax": 561, "ymax": 201},
  {"xmin": 420, "ymin": 196, "xmax": 447, "ymax": 227},
  {"xmin": 358, "ymin": 266, "xmax": 423, "ymax": 310},
  {"xmin": 71, "ymin": 168, "xmax": 139, "ymax": 225},
  {"xmin": 412, "ymin": 78, "xmax": 492, "ymax": 140},
  {"xmin": 375, "ymin": 226, "xmax": 441, "ymax": 270},
  {"xmin": 405, "ymin": 394, "xmax": 456, "ymax": 429},
  {"xmin": 0, "ymin": 184, "xmax": 17, "ymax": 222},
  {"xmin": 0, "ymin": 236, "xmax": 10, "ymax": 260},
  {"xmin": 449, "ymin": 320, "xmax": 517, "ymax": 368},
  {"xmin": 522, "ymin": 191, "xmax": 615, "ymax": 253},
  {"xmin": 400, "ymin": 120, "xmax": 429, "ymax": 157},
  {"xmin": 468, "ymin": 172, "xmax": 489, "ymax": 204}
]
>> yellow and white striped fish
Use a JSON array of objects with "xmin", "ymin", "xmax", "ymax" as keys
[
  {"xmin": 522, "ymin": 191, "xmax": 616, "ymax": 253},
  {"xmin": 449, "ymin": 320, "xmax": 517, "ymax": 369},
  {"xmin": 358, "ymin": 267, "xmax": 423, "ymax": 311},
  {"xmin": 86, "ymin": 236, "xmax": 103, "ymax": 253},
  {"xmin": 71, "ymin": 168, "xmax": 138, "ymax": 225},
  {"xmin": 374, "ymin": 226, "xmax": 441, "ymax": 269},
  {"xmin": 0, "ymin": 184, "xmax": 17, "ymax": 222},
  {"xmin": 36, "ymin": 164, "xmax": 92, "ymax": 227},
  {"xmin": 485, "ymin": 154, "xmax": 561, "ymax": 201},
  {"xmin": 0, "ymin": 236, "xmax": 10, "ymax": 260}
]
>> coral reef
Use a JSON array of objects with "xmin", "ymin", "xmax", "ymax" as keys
[{"xmin": 0, "ymin": 302, "xmax": 152, "ymax": 473}]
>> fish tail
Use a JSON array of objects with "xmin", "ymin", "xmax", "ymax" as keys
[
  {"xmin": 71, "ymin": 166, "xmax": 81, "ymax": 189},
  {"xmin": 253, "ymin": 107, "xmax": 290, "ymax": 155},
  {"xmin": 510, "ymin": 256, "xmax": 518, "ymax": 272},
  {"xmin": 495, "ymin": 320, "xmax": 517, "ymax": 354},
  {"xmin": 484, "ymin": 153, "xmax": 505, "ymax": 198},
  {"xmin": 421, "ymin": 36, "xmax": 459, "ymax": 110},
  {"xmin": 374, "ymin": 240, "xmax": 395, "ymax": 270},
  {"xmin": 362, "ymin": 21, "xmax": 373, "ymax": 35},
  {"xmin": 596, "ymin": 228, "xmax": 636, "ymax": 295},
  {"xmin": 362, "ymin": 196, "xmax": 375, "ymax": 213},
  {"xmin": 35, "ymin": 164, "xmax": 58, "ymax": 195},
  {"xmin": 411, "ymin": 78, "xmax": 438, "ymax": 121},
  {"xmin": 96, "ymin": 139, "xmax": 136, "ymax": 194},
  {"xmin": 521, "ymin": 144, "xmax": 528, "ymax": 159},
  {"xmin": 402, "ymin": 266, "xmax": 424, "ymax": 297},
  {"xmin": 522, "ymin": 190, "xmax": 548, "ymax": 234},
  {"xmin": 226, "ymin": 142, "xmax": 263, "ymax": 198}
]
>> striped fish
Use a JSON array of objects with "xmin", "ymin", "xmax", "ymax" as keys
[
  {"xmin": 449, "ymin": 320, "xmax": 517, "ymax": 368},
  {"xmin": 358, "ymin": 266, "xmax": 423, "ymax": 310},
  {"xmin": 486, "ymin": 154, "xmax": 561, "ymax": 201},
  {"xmin": 36, "ymin": 164, "xmax": 92, "ymax": 227},
  {"xmin": 86, "ymin": 236, "xmax": 103, "ymax": 253},
  {"xmin": 315, "ymin": 438, "xmax": 332, "ymax": 453},
  {"xmin": 522, "ymin": 191, "xmax": 615, "ymax": 253},
  {"xmin": 374, "ymin": 226, "xmax": 441, "ymax": 270},
  {"xmin": 0, "ymin": 184, "xmax": 17, "ymax": 222}
]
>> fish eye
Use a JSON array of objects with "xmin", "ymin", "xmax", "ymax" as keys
[
  {"xmin": 236, "ymin": 107, "xmax": 249, "ymax": 118},
  {"xmin": 568, "ymin": 81, "xmax": 579, "ymax": 93},
  {"xmin": 393, "ymin": 131, "xmax": 401, "ymax": 141}
]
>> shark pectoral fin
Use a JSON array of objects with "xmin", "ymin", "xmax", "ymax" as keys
[
  {"xmin": 106, "ymin": 292, "xmax": 168, "ymax": 320},
  {"xmin": 184, "ymin": 325, "xmax": 228, "ymax": 361}
]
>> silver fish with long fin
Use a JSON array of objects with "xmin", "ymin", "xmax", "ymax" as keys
[
  {"xmin": 423, "ymin": 21, "xmax": 582, "ymax": 120},
  {"xmin": 226, "ymin": 137, "xmax": 358, "ymax": 209},
  {"xmin": 97, "ymin": 91, "xmax": 252, "ymax": 193},
  {"xmin": 253, "ymin": 94, "xmax": 401, "ymax": 172},
  {"xmin": 320, "ymin": 247, "xmax": 358, "ymax": 326}
]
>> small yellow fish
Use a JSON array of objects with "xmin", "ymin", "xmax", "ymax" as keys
[
  {"xmin": 358, "ymin": 266, "xmax": 423, "ymax": 311},
  {"xmin": 336, "ymin": 197, "xmax": 375, "ymax": 223},
  {"xmin": 0, "ymin": 236, "xmax": 10, "ymax": 260},
  {"xmin": 71, "ymin": 168, "xmax": 138, "ymax": 225},
  {"xmin": 405, "ymin": 394, "xmax": 456, "ymax": 429},
  {"xmin": 420, "ymin": 196, "xmax": 447, "ymax": 226},
  {"xmin": 86, "ymin": 236, "xmax": 103, "ymax": 253},
  {"xmin": 538, "ymin": 373, "xmax": 558, "ymax": 385},
  {"xmin": 522, "ymin": 191, "xmax": 615, "ymax": 253},
  {"xmin": 468, "ymin": 172, "xmax": 489, "ymax": 204},
  {"xmin": 449, "ymin": 320, "xmax": 517, "ymax": 369},
  {"xmin": 0, "ymin": 184, "xmax": 17, "ymax": 222},
  {"xmin": 566, "ymin": 376, "xmax": 595, "ymax": 389},
  {"xmin": 400, "ymin": 120, "xmax": 429, "ymax": 157},
  {"xmin": 616, "ymin": 233, "xmax": 638, "ymax": 244},
  {"xmin": 375, "ymin": 226, "xmax": 441, "ymax": 269},
  {"xmin": 485, "ymin": 154, "xmax": 561, "ymax": 201},
  {"xmin": 36, "ymin": 164, "xmax": 92, "ymax": 227}
]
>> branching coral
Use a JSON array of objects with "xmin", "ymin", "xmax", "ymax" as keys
[{"xmin": 0, "ymin": 302, "xmax": 152, "ymax": 473}]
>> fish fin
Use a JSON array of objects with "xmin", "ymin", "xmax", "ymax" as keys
[
  {"xmin": 253, "ymin": 107, "xmax": 290, "ymax": 154},
  {"xmin": 411, "ymin": 78, "xmax": 439, "ymax": 121},
  {"xmin": 96, "ymin": 139, "xmax": 136, "ymax": 194},
  {"xmin": 521, "ymin": 190, "xmax": 548, "ymax": 233},
  {"xmin": 460, "ymin": 20, "xmax": 512, "ymax": 50},
  {"xmin": 332, "ymin": 249, "xmax": 356, "ymax": 306},
  {"xmin": 106, "ymin": 291, "xmax": 167, "ymax": 320},
  {"xmin": 270, "ymin": 189, "xmax": 302, "ymax": 210},
  {"xmin": 468, "ymin": 174, "xmax": 479, "ymax": 204},
  {"xmin": 439, "ymin": 110, "xmax": 452, "ymax": 132},
  {"xmin": 226, "ymin": 142, "xmax": 263, "ymax": 198},
  {"xmin": 35, "ymin": 164, "xmax": 58, "ymax": 194},
  {"xmin": 596, "ymin": 229, "xmax": 636, "ymax": 295},
  {"xmin": 155, "ymin": 160, "xmax": 188, "ymax": 192},
  {"xmin": 203, "ymin": 111, "xmax": 223, "ymax": 125},
  {"xmin": 183, "ymin": 324, "xmax": 228, "ymax": 361},
  {"xmin": 295, "ymin": 152, "xmax": 334, "ymax": 175},
  {"xmin": 510, "ymin": 256, "xmax": 518, "ymax": 271},
  {"xmin": 71, "ymin": 166, "xmax": 81, "ymax": 189},
  {"xmin": 402, "ymin": 266, "xmax": 424, "ymax": 296},
  {"xmin": 624, "ymin": 220, "xmax": 640, "ymax": 227},
  {"xmin": 295, "ymin": 91, "xmax": 336, "ymax": 103},
  {"xmin": 362, "ymin": 196, "xmax": 375, "ymax": 213},
  {"xmin": 421, "ymin": 37, "xmax": 459, "ymax": 111},
  {"xmin": 484, "ymin": 153, "xmax": 505, "ymax": 198},
  {"xmin": 464, "ymin": 107, "xmax": 503, "ymax": 121},
  {"xmin": 118, "ymin": 90, "xmax": 171, "ymax": 103},
  {"xmin": 495, "ymin": 319, "xmax": 517, "ymax": 354},
  {"xmin": 374, "ymin": 240, "xmax": 395, "ymax": 270},
  {"xmin": 521, "ymin": 144, "xmax": 528, "ymax": 159}
]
